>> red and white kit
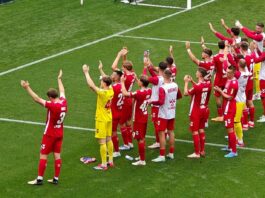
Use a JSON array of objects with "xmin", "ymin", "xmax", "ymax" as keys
[
  {"xmin": 222, "ymin": 78, "xmax": 239, "ymax": 128},
  {"xmin": 130, "ymin": 89, "xmax": 152, "ymax": 140},
  {"xmin": 198, "ymin": 60, "xmax": 215, "ymax": 82},
  {"xmin": 188, "ymin": 81, "xmax": 212, "ymax": 131},
  {"xmin": 41, "ymin": 96, "xmax": 67, "ymax": 154},
  {"xmin": 242, "ymin": 27, "xmax": 265, "ymax": 52},
  {"xmin": 155, "ymin": 82, "xmax": 180, "ymax": 132},
  {"xmin": 111, "ymin": 82, "xmax": 124, "ymax": 131},
  {"xmin": 120, "ymin": 71, "xmax": 136, "ymax": 124}
]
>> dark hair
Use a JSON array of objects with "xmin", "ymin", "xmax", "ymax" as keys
[
  {"xmin": 237, "ymin": 54, "xmax": 244, "ymax": 59},
  {"xmin": 257, "ymin": 22, "xmax": 264, "ymax": 28},
  {"xmin": 228, "ymin": 65, "xmax": 236, "ymax": 73},
  {"xmin": 123, "ymin": 60, "xmax": 133, "ymax": 71},
  {"xmin": 231, "ymin": 27, "xmax": 240, "ymax": 36},
  {"xmin": 240, "ymin": 41, "xmax": 249, "ymax": 51},
  {"xmin": 102, "ymin": 76, "xmax": 112, "ymax": 86},
  {"xmin": 47, "ymin": 88, "xmax": 59, "ymax": 99},
  {"xmin": 198, "ymin": 67, "xmax": 208, "ymax": 78},
  {"xmin": 163, "ymin": 69, "xmax": 172, "ymax": 79},
  {"xmin": 114, "ymin": 70, "xmax": 123, "ymax": 78},
  {"xmin": 139, "ymin": 75, "xmax": 149, "ymax": 87},
  {"xmin": 218, "ymin": 40, "xmax": 225, "ymax": 49},
  {"xmin": 241, "ymin": 37, "xmax": 249, "ymax": 42},
  {"xmin": 238, "ymin": 59, "xmax": 246, "ymax": 68},
  {"xmin": 203, "ymin": 48, "xmax": 213, "ymax": 57},
  {"xmin": 166, "ymin": 57, "xmax": 174, "ymax": 65},
  {"xmin": 158, "ymin": 62, "xmax": 168, "ymax": 71}
]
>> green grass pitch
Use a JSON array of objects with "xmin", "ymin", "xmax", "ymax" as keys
[{"xmin": 1, "ymin": 0, "xmax": 265, "ymax": 197}]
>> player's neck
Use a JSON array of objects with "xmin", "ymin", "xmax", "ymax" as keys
[{"xmin": 164, "ymin": 79, "xmax": 171, "ymax": 84}]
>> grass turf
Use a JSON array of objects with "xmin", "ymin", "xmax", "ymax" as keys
[{"xmin": 1, "ymin": 0, "xmax": 265, "ymax": 197}]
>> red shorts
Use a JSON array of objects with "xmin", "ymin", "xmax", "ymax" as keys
[
  {"xmin": 224, "ymin": 113, "xmax": 235, "ymax": 129},
  {"xmin": 260, "ymin": 80, "xmax": 265, "ymax": 98},
  {"xmin": 151, "ymin": 106, "xmax": 159, "ymax": 122},
  {"xmin": 245, "ymin": 88, "xmax": 253, "ymax": 101},
  {"xmin": 157, "ymin": 118, "xmax": 175, "ymax": 132},
  {"xmin": 112, "ymin": 117, "xmax": 122, "ymax": 132},
  {"xmin": 189, "ymin": 108, "xmax": 209, "ymax": 131},
  {"xmin": 133, "ymin": 122, "xmax": 147, "ymax": 140},
  {"xmin": 40, "ymin": 135, "xmax": 63, "ymax": 154},
  {"xmin": 120, "ymin": 103, "xmax": 133, "ymax": 124}
]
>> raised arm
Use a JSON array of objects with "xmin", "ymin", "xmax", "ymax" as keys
[
  {"xmin": 186, "ymin": 41, "xmax": 200, "ymax": 65},
  {"xmin": 221, "ymin": 19, "xmax": 230, "ymax": 31},
  {"xmin": 21, "ymin": 80, "xmax": 46, "ymax": 106},
  {"xmin": 57, "ymin": 69, "xmax": 65, "ymax": 98},
  {"xmin": 183, "ymin": 75, "xmax": 192, "ymax": 96},
  {"xmin": 201, "ymin": 36, "xmax": 207, "ymax": 50},
  {"xmin": 169, "ymin": 45, "xmax": 175, "ymax": 63},
  {"xmin": 120, "ymin": 76, "xmax": 130, "ymax": 97},
  {"xmin": 98, "ymin": 60, "xmax": 107, "ymax": 77},
  {"xmin": 235, "ymin": 20, "xmax": 263, "ymax": 41},
  {"xmin": 82, "ymin": 64, "xmax": 99, "ymax": 92},
  {"xmin": 112, "ymin": 48, "xmax": 128, "ymax": 71},
  {"xmin": 210, "ymin": 22, "xmax": 233, "ymax": 44}
]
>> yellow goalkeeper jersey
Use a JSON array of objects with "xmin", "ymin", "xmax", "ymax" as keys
[{"xmin": 95, "ymin": 87, "xmax": 114, "ymax": 122}]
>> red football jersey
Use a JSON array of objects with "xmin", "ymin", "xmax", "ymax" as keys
[
  {"xmin": 130, "ymin": 88, "xmax": 152, "ymax": 123},
  {"xmin": 124, "ymin": 71, "xmax": 136, "ymax": 106},
  {"xmin": 213, "ymin": 53, "xmax": 227, "ymax": 86},
  {"xmin": 222, "ymin": 78, "xmax": 238, "ymax": 115},
  {"xmin": 198, "ymin": 60, "xmax": 215, "ymax": 81},
  {"xmin": 169, "ymin": 65, "xmax": 177, "ymax": 81},
  {"xmin": 44, "ymin": 97, "xmax": 67, "ymax": 137},
  {"xmin": 244, "ymin": 53, "xmax": 255, "ymax": 91},
  {"xmin": 188, "ymin": 81, "xmax": 212, "ymax": 116},
  {"xmin": 111, "ymin": 83, "xmax": 124, "ymax": 119}
]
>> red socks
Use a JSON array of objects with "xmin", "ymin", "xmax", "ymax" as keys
[
  {"xmin": 169, "ymin": 146, "xmax": 174, "ymax": 154},
  {"xmin": 38, "ymin": 159, "xmax": 47, "ymax": 177},
  {"xmin": 228, "ymin": 132, "xmax": 237, "ymax": 153},
  {"xmin": 242, "ymin": 109, "xmax": 248, "ymax": 125},
  {"xmin": 127, "ymin": 126, "xmax": 133, "ymax": 144},
  {"xmin": 217, "ymin": 107, "xmax": 223, "ymax": 117},
  {"xmin": 199, "ymin": 132, "xmax": 205, "ymax": 153},
  {"xmin": 112, "ymin": 135, "xmax": 119, "ymax": 152},
  {"xmin": 249, "ymin": 107, "xmax": 255, "ymax": 122},
  {"xmin": 138, "ymin": 141, "xmax": 145, "ymax": 161},
  {"xmin": 192, "ymin": 134, "xmax": 200, "ymax": 155},
  {"xmin": 121, "ymin": 126, "xmax": 129, "ymax": 145},
  {"xmin": 160, "ymin": 148, "xmax": 165, "ymax": 156},
  {"xmin": 54, "ymin": 159, "xmax": 62, "ymax": 178}
]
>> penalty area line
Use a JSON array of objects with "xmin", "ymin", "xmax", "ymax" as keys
[
  {"xmin": 116, "ymin": 35, "xmax": 217, "ymax": 46},
  {"xmin": 1, "ymin": 117, "xmax": 265, "ymax": 153},
  {"xmin": 0, "ymin": 0, "xmax": 216, "ymax": 77}
]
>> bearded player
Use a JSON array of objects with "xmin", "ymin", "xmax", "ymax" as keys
[{"xmin": 21, "ymin": 70, "xmax": 67, "ymax": 185}]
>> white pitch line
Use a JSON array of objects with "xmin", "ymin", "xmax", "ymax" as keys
[
  {"xmin": 131, "ymin": 3, "xmax": 186, "ymax": 9},
  {"xmin": 116, "ymin": 35, "xmax": 217, "ymax": 46},
  {"xmin": 0, "ymin": 0, "xmax": 216, "ymax": 77},
  {"xmin": 1, "ymin": 117, "xmax": 265, "ymax": 153}
]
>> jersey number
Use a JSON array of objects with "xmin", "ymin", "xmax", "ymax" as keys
[
  {"xmin": 201, "ymin": 92, "xmax": 208, "ymax": 105},
  {"xmin": 55, "ymin": 112, "xmax": 66, "ymax": 128},
  {"xmin": 117, "ymin": 93, "xmax": 124, "ymax": 107},
  {"xmin": 140, "ymin": 101, "xmax": 148, "ymax": 113}
]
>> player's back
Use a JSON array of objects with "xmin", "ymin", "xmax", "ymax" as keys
[
  {"xmin": 111, "ymin": 83, "xmax": 123, "ymax": 118},
  {"xmin": 189, "ymin": 82, "xmax": 211, "ymax": 116},
  {"xmin": 124, "ymin": 72, "xmax": 136, "ymax": 92},
  {"xmin": 44, "ymin": 97, "xmax": 67, "ymax": 137},
  {"xmin": 133, "ymin": 88, "xmax": 152, "ymax": 123},
  {"xmin": 96, "ymin": 88, "xmax": 114, "ymax": 122},
  {"xmin": 158, "ymin": 82, "xmax": 178, "ymax": 120}
]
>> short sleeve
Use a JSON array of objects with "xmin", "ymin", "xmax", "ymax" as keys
[
  {"xmin": 45, "ymin": 101, "xmax": 53, "ymax": 109},
  {"xmin": 188, "ymin": 85, "xmax": 197, "ymax": 95}
]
